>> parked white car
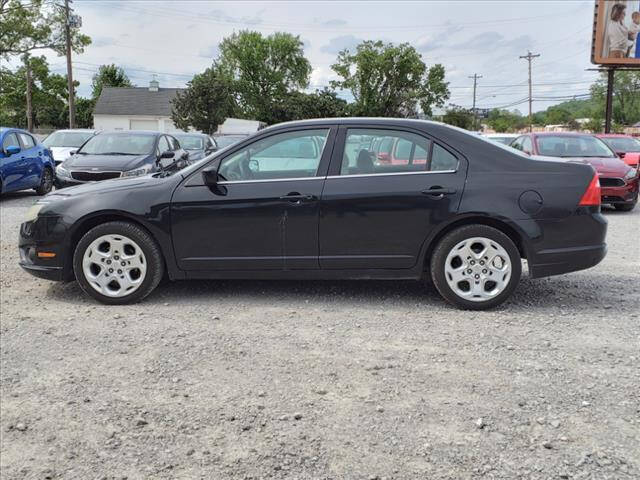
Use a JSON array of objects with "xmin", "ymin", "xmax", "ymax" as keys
[
  {"xmin": 483, "ymin": 133, "xmax": 520, "ymax": 146},
  {"xmin": 42, "ymin": 129, "xmax": 99, "ymax": 166}
]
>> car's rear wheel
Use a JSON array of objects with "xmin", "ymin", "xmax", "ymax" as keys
[
  {"xmin": 35, "ymin": 167, "xmax": 53, "ymax": 195},
  {"xmin": 430, "ymin": 225, "xmax": 521, "ymax": 310},
  {"xmin": 73, "ymin": 221, "xmax": 164, "ymax": 304}
]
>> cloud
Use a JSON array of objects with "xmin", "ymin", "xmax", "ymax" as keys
[
  {"xmin": 416, "ymin": 22, "xmax": 463, "ymax": 53},
  {"xmin": 320, "ymin": 35, "xmax": 365, "ymax": 54},
  {"xmin": 91, "ymin": 36, "xmax": 116, "ymax": 48},
  {"xmin": 450, "ymin": 31, "xmax": 533, "ymax": 53},
  {"xmin": 314, "ymin": 18, "xmax": 348, "ymax": 27},
  {"xmin": 199, "ymin": 44, "xmax": 220, "ymax": 59},
  {"xmin": 209, "ymin": 8, "xmax": 263, "ymax": 25}
]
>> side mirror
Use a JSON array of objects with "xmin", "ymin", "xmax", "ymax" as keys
[
  {"xmin": 69, "ymin": 150, "xmax": 77, "ymax": 156},
  {"xmin": 202, "ymin": 167, "xmax": 219, "ymax": 186},
  {"xmin": 159, "ymin": 150, "xmax": 174, "ymax": 160},
  {"xmin": 157, "ymin": 150, "xmax": 176, "ymax": 169},
  {"xmin": 6, "ymin": 145, "xmax": 21, "ymax": 155}
]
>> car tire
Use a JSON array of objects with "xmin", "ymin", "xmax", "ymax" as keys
[
  {"xmin": 73, "ymin": 221, "xmax": 164, "ymax": 305},
  {"xmin": 614, "ymin": 201, "xmax": 636, "ymax": 212},
  {"xmin": 430, "ymin": 225, "xmax": 522, "ymax": 310},
  {"xmin": 35, "ymin": 167, "xmax": 53, "ymax": 195}
]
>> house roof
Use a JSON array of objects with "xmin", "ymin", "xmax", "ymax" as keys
[{"xmin": 93, "ymin": 87, "xmax": 183, "ymax": 116}]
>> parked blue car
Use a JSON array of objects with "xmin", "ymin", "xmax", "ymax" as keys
[{"xmin": 1, "ymin": 127, "xmax": 55, "ymax": 196}]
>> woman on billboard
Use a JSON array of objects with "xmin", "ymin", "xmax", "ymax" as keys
[{"xmin": 606, "ymin": 3, "xmax": 631, "ymax": 58}]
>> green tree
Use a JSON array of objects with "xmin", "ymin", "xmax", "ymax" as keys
[
  {"xmin": 442, "ymin": 106, "xmax": 474, "ymax": 130},
  {"xmin": 0, "ymin": 56, "xmax": 71, "ymax": 128},
  {"xmin": 91, "ymin": 64, "xmax": 133, "ymax": 99},
  {"xmin": 331, "ymin": 40, "xmax": 449, "ymax": 117},
  {"xmin": 75, "ymin": 97, "xmax": 95, "ymax": 128},
  {"xmin": 487, "ymin": 109, "xmax": 526, "ymax": 132},
  {"xmin": 218, "ymin": 31, "xmax": 311, "ymax": 124},
  {"xmin": 1, "ymin": 0, "xmax": 90, "ymax": 129},
  {"xmin": 590, "ymin": 71, "xmax": 640, "ymax": 126},
  {"xmin": 274, "ymin": 88, "xmax": 349, "ymax": 122},
  {"xmin": 171, "ymin": 63, "xmax": 238, "ymax": 134},
  {"xmin": 545, "ymin": 106, "xmax": 574, "ymax": 125}
]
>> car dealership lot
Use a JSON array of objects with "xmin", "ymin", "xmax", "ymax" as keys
[{"xmin": 1, "ymin": 192, "xmax": 638, "ymax": 479}]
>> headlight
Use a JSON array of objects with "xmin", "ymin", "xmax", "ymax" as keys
[
  {"xmin": 56, "ymin": 164, "xmax": 71, "ymax": 178},
  {"xmin": 624, "ymin": 168, "xmax": 637, "ymax": 181},
  {"xmin": 24, "ymin": 203, "xmax": 46, "ymax": 222},
  {"xmin": 121, "ymin": 165, "xmax": 152, "ymax": 178}
]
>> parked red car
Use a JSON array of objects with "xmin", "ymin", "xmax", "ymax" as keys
[
  {"xmin": 595, "ymin": 134, "xmax": 640, "ymax": 170},
  {"xmin": 511, "ymin": 132, "xmax": 638, "ymax": 211}
]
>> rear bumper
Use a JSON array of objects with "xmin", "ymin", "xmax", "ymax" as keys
[{"xmin": 528, "ymin": 243, "xmax": 607, "ymax": 278}]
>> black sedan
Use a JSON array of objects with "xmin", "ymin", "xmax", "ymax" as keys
[
  {"xmin": 172, "ymin": 132, "xmax": 218, "ymax": 163},
  {"xmin": 55, "ymin": 131, "xmax": 189, "ymax": 187},
  {"xmin": 19, "ymin": 118, "xmax": 607, "ymax": 310}
]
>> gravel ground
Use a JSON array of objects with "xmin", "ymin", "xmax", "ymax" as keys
[{"xmin": 1, "ymin": 190, "xmax": 639, "ymax": 480}]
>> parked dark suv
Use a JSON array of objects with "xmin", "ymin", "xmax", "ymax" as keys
[{"xmin": 19, "ymin": 119, "xmax": 607, "ymax": 310}]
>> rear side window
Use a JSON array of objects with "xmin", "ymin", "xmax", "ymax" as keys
[
  {"xmin": 19, "ymin": 133, "xmax": 35, "ymax": 148},
  {"xmin": 341, "ymin": 129, "xmax": 431, "ymax": 175},
  {"xmin": 2, "ymin": 133, "xmax": 20, "ymax": 151},
  {"xmin": 431, "ymin": 144, "xmax": 458, "ymax": 171}
]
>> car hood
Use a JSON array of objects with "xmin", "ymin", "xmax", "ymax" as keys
[
  {"xmin": 49, "ymin": 147, "xmax": 77, "ymax": 162},
  {"xmin": 539, "ymin": 155, "xmax": 630, "ymax": 176},
  {"xmin": 48, "ymin": 172, "xmax": 159, "ymax": 197},
  {"xmin": 62, "ymin": 153, "xmax": 151, "ymax": 171}
]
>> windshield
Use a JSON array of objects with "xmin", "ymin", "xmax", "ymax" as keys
[
  {"xmin": 78, "ymin": 133, "xmax": 155, "ymax": 155},
  {"xmin": 536, "ymin": 135, "xmax": 615, "ymax": 158},
  {"xmin": 215, "ymin": 135, "xmax": 246, "ymax": 148},
  {"xmin": 488, "ymin": 136, "xmax": 515, "ymax": 145},
  {"xmin": 174, "ymin": 135, "xmax": 204, "ymax": 150},
  {"xmin": 43, "ymin": 131, "xmax": 94, "ymax": 148},
  {"xmin": 601, "ymin": 136, "xmax": 640, "ymax": 153}
]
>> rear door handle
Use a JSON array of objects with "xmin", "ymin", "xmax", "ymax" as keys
[{"xmin": 421, "ymin": 187, "xmax": 456, "ymax": 196}]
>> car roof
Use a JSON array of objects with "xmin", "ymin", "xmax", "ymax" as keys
[
  {"xmin": 173, "ymin": 132, "xmax": 207, "ymax": 137},
  {"xmin": 1, "ymin": 127, "xmax": 30, "ymax": 135},
  {"xmin": 50, "ymin": 129, "xmax": 98, "ymax": 133},
  {"xmin": 98, "ymin": 130, "xmax": 161, "ymax": 136},
  {"xmin": 533, "ymin": 132, "xmax": 592, "ymax": 137},
  {"xmin": 595, "ymin": 133, "xmax": 633, "ymax": 138},
  {"xmin": 486, "ymin": 133, "xmax": 519, "ymax": 137}
]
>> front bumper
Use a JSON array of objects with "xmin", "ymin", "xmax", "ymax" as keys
[
  {"xmin": 19, "ymin": 216, "xmax": 72, "ymax": 282},
  {"xmin": 600, "ymin": 177, "xmax": 639, "ymax": 205}
]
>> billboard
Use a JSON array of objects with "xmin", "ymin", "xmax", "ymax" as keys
[{"xmin": 592, "ymin": 0, "xmax": 640, "ymax": 65}]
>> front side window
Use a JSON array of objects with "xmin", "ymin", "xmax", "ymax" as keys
[
  {"xmin": 79, "ymin": 134, "xmax": 155, "ymax": 155},
  {"xmin": 2, "ymin": 133, "xmax": 20, "ymax": 151},
  {"xmin": 157, "ymin": 136, "xmax": 170, "ymax": 154},
  {"xmin": 521, "ymin": 136, "xmax": 533, "ymax": 154},
  {"xmin": 19, "ymin": 133, "xmax": 35, "ymax": 148},
  {"xmin": 218, "ymin": 129, "xmax": 329, "ymax": 182}
]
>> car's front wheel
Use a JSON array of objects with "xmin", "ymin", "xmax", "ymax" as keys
[
  {"xmin": 73, "ymin": 221, "xmax": 164, "ymax": 304},
  {"xmin": 430, "ymin": 225, "xmax": 522, "ymax": 310},
  {"xmin": 35, "ymin": 167, "xmax": 53, "ymax": 195}
]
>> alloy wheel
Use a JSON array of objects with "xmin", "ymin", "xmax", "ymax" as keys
[
  {"xmin": 82, "ymin": 234, "xmax": 147, "ymax": 297},
  {"xmin": 443, "ymin": 236, "xmax": 512, "ymax": 302}
]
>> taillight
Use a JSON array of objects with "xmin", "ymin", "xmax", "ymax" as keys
[{"xmin": 579, "ymin": 174, "xmax": 601, "ymax": 206}]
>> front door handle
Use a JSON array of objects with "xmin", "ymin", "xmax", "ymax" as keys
[
  {"xmin": 422, "ymin": 187, "xmax": 456, "ymax": 196},
  {"xmin": 279, "ymin": 193, "xmax": 317, "ymax": 203}
]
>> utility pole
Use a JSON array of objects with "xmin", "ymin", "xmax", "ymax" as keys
[
  {"xmin": 604, "ymin": 68, "xmax": 614, "ymax": 133},
  {"xmin": 469, "ymin": 73, "xmax": 482, "ymax": 131},
  {"xmin": 519, "ymin": 51, "xmax": 540, "ymax": 132},
  {"xmin": 64, "ymin": 0, "xmax": 75, "ymax": 128},
  {"xmin": 24, "ymin": 53, "xmax": 33, "ymax": 132}
]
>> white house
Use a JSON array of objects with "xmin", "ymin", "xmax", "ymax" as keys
[{"xmin": 92, "ymin": 80, "xmax": 184, "ymax": 132}]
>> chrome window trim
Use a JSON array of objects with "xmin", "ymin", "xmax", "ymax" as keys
[
  {"xmin": 217, "ymin": 176, "xmax": 323, "ymax": 185},
  {"xmin": 216, "ymin": 169, "xmax": 456, "ymax": 185},
  {"xmin": 326, "ymin": 169, "xmax": 456, "ymax": 180}
]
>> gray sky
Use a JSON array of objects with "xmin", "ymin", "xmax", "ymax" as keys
[{"xmin": 43, "ymin": 0, "xmax": 597, "ymax": 113}]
